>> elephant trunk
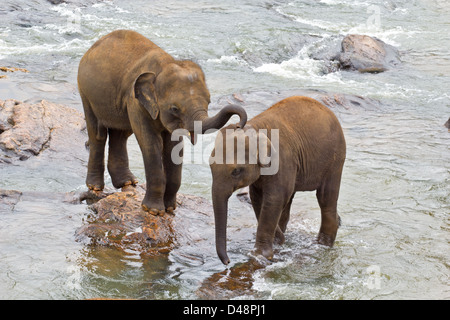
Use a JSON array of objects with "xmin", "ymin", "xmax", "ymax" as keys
[
  {"xmin": 194, "ymin": 104, "xmax": 247, "ymax": 133},
  {"xmin": 212, "ymin": 188, "xmax": 233, "ymax": 265}
]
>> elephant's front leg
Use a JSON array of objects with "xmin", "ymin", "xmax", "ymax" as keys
[
  {"xmin": 141, "ymin": 138, "xmax": 166, "ymax": 215},
  {"xmin": 129, "ymin": 115, "xmax": 166, "ymax": 215},
  {"xmin": 253, "ymin": 194, "xmax": 287, "ymax": 260},
  {"xmin": 162, "ymin": 131, "xmax": 183, "ymax": 214}
]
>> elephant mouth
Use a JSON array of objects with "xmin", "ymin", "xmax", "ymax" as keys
[{"xmin": 189, "ymin": 131, "xmax": 197, "ymax": 145}]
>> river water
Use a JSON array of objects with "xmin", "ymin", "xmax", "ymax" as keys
[{"xmin": 0, "ymin": 0, "xmax": 449, "ymax": 300}]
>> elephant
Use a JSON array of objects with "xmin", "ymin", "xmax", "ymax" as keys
[
  {"xmin": 77, "ymin": 30, "xmax": 247, "ymax": 215},
  {"xmin": 209, "ymin": 96, "xmax": 346, "ymax": 264}
]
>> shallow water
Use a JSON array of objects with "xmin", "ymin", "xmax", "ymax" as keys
[{"xmin": 0, "ymin": 0, "xmax": 449, "ymax": 299}]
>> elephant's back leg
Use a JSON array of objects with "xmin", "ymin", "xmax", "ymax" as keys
[
  {"xmin": 107, "ymin": 128, "xmax": 138, "ymax": 189},
  {"xmin": 81, "ymin": 93, "xmax": 107, "ymax": 191},
  {"xmin": 274, "ymin": 193, "xmax": 295, "ymax": 245},
  {"xmin": 315, "ymin": 164, "xmax": 344, "ymax": 247}
]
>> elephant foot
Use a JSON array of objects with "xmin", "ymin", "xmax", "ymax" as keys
[
  {"xmin": 164, "ymin": 194, "xmax": 177, "ymax": 215},
  {"xmin": 86, "ymin": 172, "xmax": 105, "ymax": 192},
  {"xmin": 165, "ymin": 206, "xmax": 176, "ymax": 215},
  {"xmin": 274, "ymin": 227, "xmax": 285, "ymax": 245},
  {"xmin": 252, "ymin": 243, "xmax": 274, "ymax": 261},
  {"xmin": 317, "ymin": 232, "xmax": 336, "ymax": 247},
  {"xmin": 87, "ymin": 183, "xmax": 104, "ymax": 192},
  {"xmin": 110, "ymin": 170, "xmax": 138, "ymax": 190},
  {"xmin": 142, "ymin": 204, "xmax": 166, "ymax": 216}
]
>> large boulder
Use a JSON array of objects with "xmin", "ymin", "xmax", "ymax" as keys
[
  {"xmin": 75, "ymin": 185, "xmax": 215, "ymax": 255},
  {"xmin": 0, "ymin": 99, "xmax": 86, "ymax": 163},
  {"xmin": 338, "ymin": 34, "xmax": 401, "ymax": 73}
]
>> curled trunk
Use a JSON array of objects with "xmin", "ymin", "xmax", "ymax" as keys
[
  {"xmin": 188, "ymin": 104, "xmax": 247, "ymax": 145},
  {"xmin": 191, "ymin": 104, "xmax": 247, "ymax": 133}
]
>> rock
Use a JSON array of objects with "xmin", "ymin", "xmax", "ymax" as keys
[
  {"xmin": 308, "ymin": 35, "xmax": 344, "ymax": 73},
  {"xmin": 0, "ymin": 67, "xmax": 29, "ymax": 73},
  {"xmin": 197, "ymin": 259, "xmax": 266, "ymax": 299},
  {"xmin": 445, "ymin": 117, "xmax": 450, "ymax": 130},
  {"xmin": 0, "ymin": 189, "xmax": 22, "ymax": 211},
  {"xmin": 75, "ymin": 185, "xmax": 214, "ymax": 255},
  {"xmin": 338, "ymin": 34, "xmax": 401, "ymax": 73},
  {"xmin": 0, "ymin": 66, "xmax": 29, "ymax": 79},
  {"xmin": 0, "ymin": 99, "xmax": 86, "ymax": 162}
]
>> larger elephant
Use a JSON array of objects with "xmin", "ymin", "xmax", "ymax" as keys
[
  {"xmin": 209, "ymin": 96, "xmax": 346, "ymax": 264},
  {"xmin": 78, "ymin": 30, "xmax": 247, "ymax": 214}
]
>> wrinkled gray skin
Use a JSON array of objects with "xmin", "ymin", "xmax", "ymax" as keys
[
  {"xmin": 78, "ymin": 30, "xmax": 247, "ymax": 214},
  {"xmin": 210, "ymin": 96, "xmax": 346, "ymax": 264}
]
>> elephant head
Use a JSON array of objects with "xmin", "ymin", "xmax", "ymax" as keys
[
  {"xmin": 209, "ymin": 126, "xmax": 277, "ymax": 264},
  {"xmin": 134, "ymin": 61, "xmax": 247, "ymax": 143}
]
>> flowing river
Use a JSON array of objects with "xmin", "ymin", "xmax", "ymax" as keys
[{"xmin": 0, "ymin": 0, "xmax": 449, "ymax": 299}]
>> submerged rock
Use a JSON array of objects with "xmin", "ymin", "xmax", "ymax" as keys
[
  {"xmin": 0, "ymin": 67, "xmax": 29, "ymax": 79},
  {"xmin": 196, "ymin": 259, "xmax": 266, "ymax": 299},
  {"xmin": 0, "ymin": 189, "xmax": 22, "ymax": 211},
  {"xmin": 0, "ymin": 99, "xmax": 86, "ymax": 162},
  {"xmin": 338, "ymin": 34, "xmax": 401, "ymax": 73}
]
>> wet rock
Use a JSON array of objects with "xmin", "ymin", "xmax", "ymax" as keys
[
  {"xmin": 75, "ymin": 185, "xmax": 214, "ymax": 255},
  {"xmin": 0, "ymin": 66, "xmax": 29, "ymax": 79},
  {"xmin": 197, "ymin": 259, "xmax": 266, "ymax": 299},
  {"xmin": 0, "ymin": 99, "xmax": 86, "ymax": 162},
  {"xmin": 46, "ymin": 0, "xmax": 103, "ymax": 5},
  {"xmin": 0, "ymin": 189, "xmax": 22, "ymax": 211},
  {"xmin": 0, "ymin": 188, "xmax": 95, "ymax": 211},
  {"xmin": 308, "ymin": 35, "xmax": 344, "ymax": 73},
  {"xmin": 444, "ymin": 117, "xmax": 450, "ymax": 130},
  {"xmin": 0, "ymin": 67, "xmax": 29, "ymax": 73},
  {"xmin": 338, "ymin": 34, "xmax": 401, "ymax": 73}
]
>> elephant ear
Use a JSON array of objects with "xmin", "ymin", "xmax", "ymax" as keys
[
  {"xmin": 134, "ymin": 72, "xmax": 159, "ymax": 120},
  {"xmin": 258, "ymin": 130, "xmax": 279, "ymax": 176},
  {"xmin": 257, "ymin": 131, "xmax": 272, "ymax": 168}
]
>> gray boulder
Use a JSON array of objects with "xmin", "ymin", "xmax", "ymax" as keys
[{"xmin": 338, "ymin": 34, "xmax": 401, "ymax": 73}]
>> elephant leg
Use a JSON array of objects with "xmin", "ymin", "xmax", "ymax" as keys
[
  {"xmin": 162, "ymin": 131, "xmax": 182, "ymax": 213},
  {"xmin": 107, "ymin": 129, "xmax": 138, "ymax": 189},
  {"xmin": 82, "ymin": 96, "xmax": 106, "ymax": 191},
  {"xmin": 253, "ymin": 192, "xmax": 289, "ymax": 260},
  {"xmin": 274, "ymin": 193, "xmax": 294, "ymax": 245},
  {"xmin": 316, "ymin": 170, "xmax": 343, "ymax": 247},
  {"xmin": 129, "ymin": 113, "xmax": 165, "ymax": 215},
  {"xmin": 249, "ymin": 185, "xmax": 262, "ymax": 220}
]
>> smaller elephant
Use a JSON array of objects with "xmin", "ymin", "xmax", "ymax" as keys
[{"xmin": 209, "ymin": 96, "xmax": 346, "ymax": 264}]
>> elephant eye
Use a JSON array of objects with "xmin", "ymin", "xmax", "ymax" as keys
[
  {"xmin": 170, "ymin": 105, "xmax": 180, "ymax": 113},
  {"xmin": 231, "ymin": 168, "xmax": 242, "ymax": 177}
]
